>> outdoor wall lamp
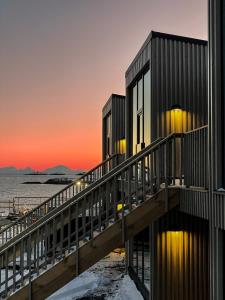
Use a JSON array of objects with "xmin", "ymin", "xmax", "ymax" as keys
[{"xmin": 170, "ymin": 104, "xmax": 183, "ymax": 133}]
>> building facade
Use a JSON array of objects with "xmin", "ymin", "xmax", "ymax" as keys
[
  {"xmin": 209, "ymin": 0, "xmax": 225, "ymax": 299},
  {"xmin": 100, "ymin": 22, "xmax": 225, "ymax": 298},
  {"xmin": 102, "ymin": 94, "xmax": 126, "ymax": 162},
  {"xmin": 2, "ymin": 3, "xmax": 225, "ymax": 300},
  {"xmin": 125, "ymin": 31, "xmax": 208, "ymax": 157},
  {"xmin": 123, "ymin": 32, "xmax": 210, "ymax": 300}
]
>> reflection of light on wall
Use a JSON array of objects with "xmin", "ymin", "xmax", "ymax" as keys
[
  {"xmin": 116, "ymin": 139, "xmax": 126, "ymax": 154},
  {"xmin": 158, "ymin": 230, "xmax": 190, "ymax": 272}
]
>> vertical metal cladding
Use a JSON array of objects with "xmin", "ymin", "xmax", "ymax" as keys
[
  {"xmin": 112, "ymin": 94, "xmax": 126, "ymax": 151},
  {"xmin": 179, "ymin": 189, "xmax": 210, "ymax": 220},
  {"xmin": 102, "ymin": 94, "xmax": 125, "ymax": 160},
  {"xmin": 151, "ymin": 211, "xmax": 209, "ymax": 300},
  {"xmin": 125, "ymin": 32, "xmax": 208, "ymax": 156},
  {"xmin": 150, "ymin": 35, "xmax": 208, "ymax": 141},
  {"xmin": 213, "ymin": 192, "xmax": 225, "ymax": 230},
  {"xmin": 208, "ymin": 0, "xmax": 223, "ymax": 189},
  {"xmin": 125, "ymin": 32, "xmax": 210, "ymax": 299}
]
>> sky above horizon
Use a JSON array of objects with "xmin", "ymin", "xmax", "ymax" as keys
[{"xmin": 0, "ymin": 0, "xmax": 207, "ymax": 171}]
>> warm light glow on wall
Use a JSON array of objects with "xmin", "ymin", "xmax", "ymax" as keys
[
  {"xmin": 158, "ymin": 230, "xmax": 189, "ymax": 271},
  {"xmin": 155, "ymin": 226, "xmax": 209, "ymax": 298},
  {"xmin": 170, "ymin": 106, "xmax": 183, "ymax": 133},
  {"xmin": 116, "ymin": 139, "xmax": 126, "ymax": 154}
]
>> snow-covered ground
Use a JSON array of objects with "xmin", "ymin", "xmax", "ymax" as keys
[{"xmin": 47, "ymin": 251, "xmax": 144, "ymax": 300}]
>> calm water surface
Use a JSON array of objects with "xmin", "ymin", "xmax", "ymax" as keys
[{"xmin": 0, "ymin": 174, "xmax": 78, "ymax": 215}]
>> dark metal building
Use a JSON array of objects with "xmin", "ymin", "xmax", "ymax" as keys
[
  {"xmin": 3, "ymin": 7, "xmax": 225, "ymax": 300},
  {"xmin": 102, "ymin": 94, "xmax": 126, "ymax": 161},
  {"xmin": 125, "ymin": 31, "xmax": 209, "ymax": 300},
  {"xmin": 125, "ymin": 31, "xmax": 208, "ymax": 157},
  {"xmin": 208, "ymin": 0, "xmax": 225, "ymax": 299}
]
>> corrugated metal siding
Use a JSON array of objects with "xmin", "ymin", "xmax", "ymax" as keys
[
  {"xmin": 102, "ymin": 94, "xmax": 125, "ymax": 160},
  {"xmin": 126, "ymin": 41, "xmax": 151, "ymax": 87},
  {"xmin": 125, "ymin": 32, "xmax": 208, "ymax": 157},
  {"xmin": 102, "ymin": 98, "xmax": 112, "ymax": 160},
  {"xmin": 152, "ymin": 211, "xmax": 209, "ymax": 300},
  {"xmin": 112, "ymin": 95, "xmax": 125, "ymax": 149},
  {"xmin": 213, "ymin": 192, "xmax": 225, "ymax": 230},
  {"xmin": 208, "ymin": 0, "xmax": 223, "ymax": 189},
  {"xmin": 151, "ymin": 37, "xmax": 208, "ymax": 141},
  {"xmin": 179, "ymin": 189, "xmax": 210, "ymax": 220}
]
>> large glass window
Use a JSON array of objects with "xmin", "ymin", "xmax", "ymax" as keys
[
  {"xmin": 144, "ymin": 70, "xmax": 151, "ymax": 146},
  {"xmin": 132, "ymin": 69, "xmax": 151, "ymax": 155},
  {"xmin": 133, "ymin": 85, "xmax": 137, "ymax": 154},
  {"xmin": 138, "ymin": 78, "xmax": 143, "ymax": 111},
  {"xmin": 106, "ymin": 114, "xmax": 112, "ymax": 157}
]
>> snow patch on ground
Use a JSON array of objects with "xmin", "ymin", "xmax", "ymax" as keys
[
  {"xmin": 109, "ymin": 275, "xmax": 143, "ymax": 300},
  {"xmin": 47, "ymin": 252, "xmax": 143, "ymax": 300}
]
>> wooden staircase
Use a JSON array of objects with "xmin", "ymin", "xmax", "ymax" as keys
[
  {"xmin": 9, "ymin": 188, "xmax": 179, "ymax": 300},
  {"xmin": 0, "ymin": 133, "xmax": 188, "ymax": 300}
]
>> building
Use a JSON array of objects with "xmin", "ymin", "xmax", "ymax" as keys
[
  {"xmin": 102, "ymin": 94, "xmax": 126, "ymax": 165},
  {"xmin": 124, "ymin": 31, "xmax": 209, "ymax": 300},
  {"xmin": 1, "ymin": 3, "xmax": 225, "ymax": 300}
]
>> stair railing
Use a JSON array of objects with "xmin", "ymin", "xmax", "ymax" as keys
[
  {"xmin": 0, "ymin": 133, "xmax": 181, "ymax": 298},
  {"xmin": 0, "ymin": 154, "xmax": 119, "ymax": 245},
  {"xmin": 0, "ymin": 126, "xmax": 209, "ymax": 298}
]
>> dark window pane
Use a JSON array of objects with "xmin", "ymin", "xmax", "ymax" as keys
[
  {"xmin": 133, "ymin": 85, "xmax": 137, "ymax": 154},
  {"xmin": 138, "ymin": 78, "xmax": 143, "ymax": 110},
  {"xmin": 144, "ymin": 70, "xmax": 151, "ymax": 146},
  {"xmin": 140, "ymin": 114, "xmax": 143, "ymax": 144},
  {"xmin": 106, "ymin": 114, "xmax": 111, "ymax": 156},
  {"xmin": 137, "ymin": 115, "xmax": 140, "ymax": 144}
]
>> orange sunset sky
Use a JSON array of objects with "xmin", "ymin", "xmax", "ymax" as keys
[{"xmin": 0, "ymin": 0, "xmax": 207, "ymax": 171}]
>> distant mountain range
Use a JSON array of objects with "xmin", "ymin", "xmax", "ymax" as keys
[{"xmin": 0, "ymin": 165, "xmax": 85, "ymax": 175}]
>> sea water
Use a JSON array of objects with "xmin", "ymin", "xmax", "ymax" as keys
[{"xmin": 0, "ymin": 174, "xmax": 78, "ymax": 215}]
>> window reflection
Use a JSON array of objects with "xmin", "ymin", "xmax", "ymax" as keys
[
  {"xmin": 106, "ymin": 114, "xmax": 112, "ymax": 157},
  {"xmin": 138, "ymin": 78, "xmax": 143, "ymax": 111},
  {"xmin": 132, "ymin": 69, "xmax": 151, "ymax": 155},
  {"xmin": 144, "ymin": 70, "xmax": 151, "ymax": 146},
  {"xmin": 133, "ymin": 85, "xmax": 137, "ymax": 154}
]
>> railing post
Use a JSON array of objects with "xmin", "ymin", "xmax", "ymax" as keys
[
  {"xmin": 75, "ymin": 201, "xmax": 79, "ymax": 276},
  {"xmin": 128, "ymin": 166, "xmax": 132, "ymax": 211},
  {"xmin": 113, "ymin": 176, "xmax": 118, "ymax": 221},
  {"xmin": 28, "ymin": 234, "xmax": 32, "ymax": 300},
  {"xmin": 121, "ymin": 176, "xmax": 125, "ymax": 245}
]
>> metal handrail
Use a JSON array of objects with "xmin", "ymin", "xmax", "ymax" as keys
[
  {"xmin": 0, "ymin": 126, "xmax": 208, "ymax": 246},
  {"xmin": 0, "ymin": 133, "xmax": 181, "ymax": 299},
  {"xmin": 0, "ymin": 154, "xmax": 119, "ymax": 244},
  {"xmin": 0, "ymin": 129, "xmax": 209, "ymax": 298},
  {"xmin": 0, "ymin": 134, "xmax": 175, "ymax": 252},
  {"xmin": 184, "ymin": 124, "xmax": 208, "ymax": 135}
]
